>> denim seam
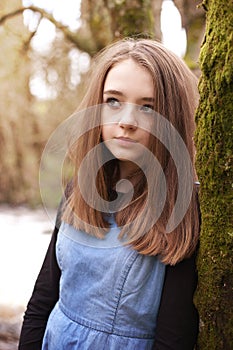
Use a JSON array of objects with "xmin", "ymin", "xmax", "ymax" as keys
[
  {"xmin": 111, "ymin": 252, "xmax": 139, "ymax": 332},
  {"xmin": 60, "ymin": 222, "xmax": 122, "ymax": 249},
  {"xmin": 59, "ymin": 301, "xmax": 153, "ymax": 339}
]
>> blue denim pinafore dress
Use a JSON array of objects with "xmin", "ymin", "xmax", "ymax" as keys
[{"xmin": 42, "ymin": 216, "xmax": 165, "ymax": 350}]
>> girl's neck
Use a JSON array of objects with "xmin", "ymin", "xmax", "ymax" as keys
[
  {"xmin": 119, "ymin": 161, "xmax": 138, "ymax": 178},
  {"xmin": 118, "ymin": 161, "xmax": 143, "ymax": 187}
]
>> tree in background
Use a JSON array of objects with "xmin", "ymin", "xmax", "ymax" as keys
[
  {"xmin": 80, "ymin": 0, "xmax": 160, "ymax": 50},
  {"xmin": 195, "ymin": 0, "xmax": 233, "ymax": 348},
  {"xmin": 0, "ymin": 0, "xmax": 38, "ymax": 203},
  {"xmin": 0, "ymin": 2, "xmax": 89, "ymax": 204},
  {"xmin": 174, "ymin": 0, "xmax": 205, "ymax": 69}
]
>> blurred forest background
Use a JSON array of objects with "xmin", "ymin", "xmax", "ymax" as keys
[
  {"xmin": 0, "ymin": 0, "xmax": 205, "ymax": 206},
  {"xmin": 0, "ymin": 0, "xmax": 232, "ymax": 349}
]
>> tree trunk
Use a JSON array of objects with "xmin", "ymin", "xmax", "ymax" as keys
[
  {"xmin": 195, "ymin": 0, "xmax": 233, "ymax": 348},
  {"xmin": 80, "ymin": 0, "xmax": 161, "ymax": 53},
  {"xmin": 174, "ymin": 0, "xmax": 205, "ymax": 71},
  {"xmin": 0, "ymin": 0, "xmax": 40, "ymax": 204}
]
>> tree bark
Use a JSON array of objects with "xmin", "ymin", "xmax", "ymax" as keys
[
  {"xmin": 174, "ymin": 0, "xmax": 205, "ymax": 71},
  {"xmin": 195, "ymin": 0, "xmax": 233, "ymax": 348},
  {"xmin": 80, "ymin": 0, "xmax": 161, "ymax": 53}
]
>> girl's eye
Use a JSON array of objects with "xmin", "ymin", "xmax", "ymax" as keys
[
  {"xmin": 106, "ymin": 98, "xmax": 121, "ymax": 109},
  {"xmin": 140, "ymin": 104, "xmax": 154, "ymax": 114}
]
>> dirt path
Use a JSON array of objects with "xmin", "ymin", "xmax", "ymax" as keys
[{"xmin": 0, "ymin": 205, "xmax": 56, "ymax": 350}]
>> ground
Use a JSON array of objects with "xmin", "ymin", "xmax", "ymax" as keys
[{"xmin": 0, "ymin": 205, "xmax": 55, "ymax": 349}]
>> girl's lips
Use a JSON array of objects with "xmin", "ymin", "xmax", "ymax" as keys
[{"xmin": 115, "ymin": 137, "xmax": 137, "ymax": 143}]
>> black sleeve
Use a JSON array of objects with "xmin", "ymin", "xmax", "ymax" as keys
[
  {"xmin": 153, "ymin": 250, "xmax": 199, "ymax": 350},
  {"xmin": 18, "ymin": 205, "xmax": 62, "ymax": 350}
]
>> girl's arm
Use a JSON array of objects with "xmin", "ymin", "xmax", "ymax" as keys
[
  {"xmin": 154, "ymin": 185, "xmax": 200, "ymax": 349},
  {"xmin": 18, "ymin": 208, "xmax": 62, "ymax": 350},
  {"xmin": 153, "ymin": 250, "xmax": 199, "ymax": 350}
]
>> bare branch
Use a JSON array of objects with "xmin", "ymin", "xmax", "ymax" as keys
[
  {"xmin": 23, "ymin": 15, "xmax": 42, "ymax": 51},
  {"xmin": 0, "ymin": 8, "xmax": 25, "ymax": 25},
  {"xmin": 0, "ymin": 5, "xmax": 97, "ymax": 55}
]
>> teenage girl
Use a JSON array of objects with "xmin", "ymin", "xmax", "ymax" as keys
[{"xmin": 18, "ymin": 38, "xmax": 200, "ymax": 350}]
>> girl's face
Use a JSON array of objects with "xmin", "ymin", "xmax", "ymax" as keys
[{"xmin": 101, "ymin": 59, "xmax": 154, "ymax": 178}]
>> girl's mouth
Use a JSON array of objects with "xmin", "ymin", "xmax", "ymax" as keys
[{"xmin": 115, "ymin": 137, "xmax": 137, "ymax": 143}]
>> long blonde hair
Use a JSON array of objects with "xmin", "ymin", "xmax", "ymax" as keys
[{"xmin": 62, "ymin": 38, "xmax": 200, "ymax": 265}]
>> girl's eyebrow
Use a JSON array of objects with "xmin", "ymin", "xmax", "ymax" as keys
[
  {"xmin": 142, "ymin": 97, "xmax": 154, "ymax": 102},
  {"xmin": 103, "ymin": 90, "xmax": 154, "ymax": 102},
  {"xmin": 103, "ymin": 89, "xmax": 124, "ymax": 96}
]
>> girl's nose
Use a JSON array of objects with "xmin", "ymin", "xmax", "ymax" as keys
[{"xmin": 118, "ymin": 105, "xmax": 138, "ymax": 130}]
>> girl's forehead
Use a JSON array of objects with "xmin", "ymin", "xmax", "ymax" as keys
[
  {"xmin": 108, "ymin": 58, "xmax": 144, "ymax": 73},
  {"xmin": 103, "ymin": 59, "xmax": 154, "ymax": 97}
]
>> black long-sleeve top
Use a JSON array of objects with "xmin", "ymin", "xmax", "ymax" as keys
[{"xmin": 18, "ymin": 202, "xmax": 199, "ymax": 350}]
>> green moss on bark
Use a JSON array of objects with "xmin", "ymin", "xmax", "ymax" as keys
[
  {"xmin": 195, "ymin": 0, "xmax": 233, "ymax": 349},
  {"xmin": 109, "ymin": 0, "xmax": 155, "ymax": 39},
  {"xmin": 83, "ymin": 0, "xmax": 155, "ymax": 53}
]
